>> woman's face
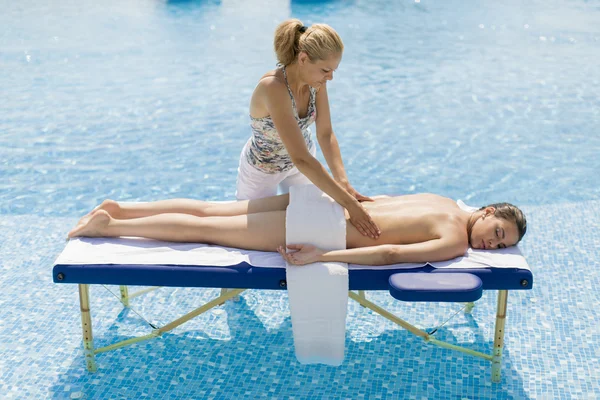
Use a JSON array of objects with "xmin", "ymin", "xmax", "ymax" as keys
[
  {"xmin": 299, "ymin": 52, "xmax": 342, "ymax": 88},
  {"xmin": 470, "ymin": 208, "xmax": 520, "ymax": 250}
]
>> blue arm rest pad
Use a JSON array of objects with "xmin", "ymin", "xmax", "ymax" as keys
[{"xmin": 388, "ymin": 272, "xmax": 483, "ymax": 302}]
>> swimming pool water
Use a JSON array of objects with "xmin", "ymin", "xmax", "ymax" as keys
[
  {"xmin": 1, "ymin": 0, "xmax": 599, "ymax": 398},
  {"xmin": 2, "ymin": 0, "xmax": 598, "ymax": 215}
]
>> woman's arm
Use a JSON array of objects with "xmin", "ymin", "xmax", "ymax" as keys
[
  {"xmin": 262, "ymin": 79, "xmax": 380, "ymax": 238},
  {"xmin": 313, "ymin": 84, "xmax": 348, "ymax": 183},
  {"xmin": 279, "ymin": 237, "xmax": 468, "ymax": 266},
  {"xmin": 314, "ymin": 84, "xmax": 373, "ymax": 202}
]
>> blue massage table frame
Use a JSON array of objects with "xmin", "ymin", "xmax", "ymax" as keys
[{"xmin": 53, "ymin": 261, "xmax": 533, "ymax": 382}]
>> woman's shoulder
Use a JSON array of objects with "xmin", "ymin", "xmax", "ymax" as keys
[
  {"xmin": 250, "ymin": 69, "xmax": 292, "ymax": 116},
  {"xmin": 254, "ymin": 70, "xmax": 290, "ymax": 99},
  {"xmin": 257, "ymin": 68, "xmax": 285, "ymax": 87}
]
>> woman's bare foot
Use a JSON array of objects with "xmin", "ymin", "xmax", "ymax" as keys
[
  {"xmin": 75, "ymin": 200, "xmax": 121, "ymax": 228},
  {"xmin": 68, "ymin": 210, "xmax": 111, "ymax": 238}
]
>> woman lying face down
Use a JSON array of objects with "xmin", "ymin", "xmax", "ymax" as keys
[{"xmin": 68, "ymin": 193, "xmax": 526, "ymax": 266}]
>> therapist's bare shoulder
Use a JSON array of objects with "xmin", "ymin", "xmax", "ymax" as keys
[{"xmin": 249, "ymin": 70, "xmax": 291, "ymax": 118}]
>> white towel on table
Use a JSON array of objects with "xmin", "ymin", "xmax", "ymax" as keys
[{"xmin": 285, "ymin": 184, "xmax": 348, "ymax": 366}]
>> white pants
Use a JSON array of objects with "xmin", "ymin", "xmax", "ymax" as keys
[{"xmin": 235, "ymin": 140, "xmax": 317, "ymax": 200}]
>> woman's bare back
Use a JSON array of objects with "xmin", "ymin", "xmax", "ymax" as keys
[{"xmin": 345, "ymin": 194, "xmax": 466, "ymax": 248}]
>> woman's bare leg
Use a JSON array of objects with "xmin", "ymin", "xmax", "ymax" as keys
[
  {"xmin": 68, "ymin": 209, "xmax": 287, "ymax": 252},
  {"xmin": 88, "ymin": 194, "xmax": 290, "ymax": 220}
]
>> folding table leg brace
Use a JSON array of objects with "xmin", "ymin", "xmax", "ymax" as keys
[
  {"xmin": 77, "ymin": 284, "xmax": 245, "ymax": 374},
  {"xmin": 77, "ymin": 285, "xmax": 509, "ymax": 382},
  {"xmin": 348, "ymin": 290, "xmax": 510, "ymax": 383}
]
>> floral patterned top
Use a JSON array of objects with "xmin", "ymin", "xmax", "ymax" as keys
[{"xmin": 245, "ymin": 65, "xmax": 317, "ymax": 174}]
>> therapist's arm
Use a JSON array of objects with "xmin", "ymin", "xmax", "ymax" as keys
[
  {"xmin": 314, "ymin": 83, "xmax": 373, "ymax": 202},
  {"xmin": 263, "ymin": 79, "xmax": 380, "ymax": 239}
]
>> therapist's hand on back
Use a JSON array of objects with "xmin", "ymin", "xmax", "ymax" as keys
[
  {"xmin": 337, "ymin": 180, "xmax": 380, "ymax": 239},
  {"xmin": 340, "ymin": 181, "xmax": 374, "ymax": 203},
  {"xmin": 346, "ymin": 201, "xmax": 380, "ymax": 239}
]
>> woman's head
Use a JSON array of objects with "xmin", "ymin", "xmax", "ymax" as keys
[
  {"xmin": 274, "ymin": 19, "xmax": 344, "ymax": 67},
  {"xmin": 468, "ymin": 203, "xmax": 527, "ymax": 250}
]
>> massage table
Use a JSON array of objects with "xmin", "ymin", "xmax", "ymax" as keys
[{"xmin": 53, "ymin": 236, "xmax": 532, "ymax": 383}]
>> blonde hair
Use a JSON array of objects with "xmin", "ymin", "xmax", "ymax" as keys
[{"xmin": 273, "ymin": 19, "xmax": 344, "ymax": 66}]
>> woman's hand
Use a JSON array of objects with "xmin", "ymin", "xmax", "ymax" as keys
[
  {"xmin": 338, "ymin": 180, "xmax": 374, "ymax": 203},
  {"xmin": 347, "ymin": 201, "xmax": 381, "ymax": 239},
  {"xmin": 278, "ymin": 244, "xmax": 325, "ymax": 266}
]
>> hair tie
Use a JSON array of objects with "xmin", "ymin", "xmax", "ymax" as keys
[{"xmin": 299, "ymin": 26, "xmax": 308, "ymax": 33}]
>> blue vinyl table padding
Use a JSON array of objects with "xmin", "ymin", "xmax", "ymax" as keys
[
  {"xmin": 388, "ymin": 272, "xmax": 483, "ymax": 302},
  {"xmin": 53, "ymin": 263, "xmax": 533, "ymax": 291}
]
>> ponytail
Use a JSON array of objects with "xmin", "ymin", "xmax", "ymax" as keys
[{"xmin": 274, "ymin": 19, "xmax": 343, "ymax": 66}]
